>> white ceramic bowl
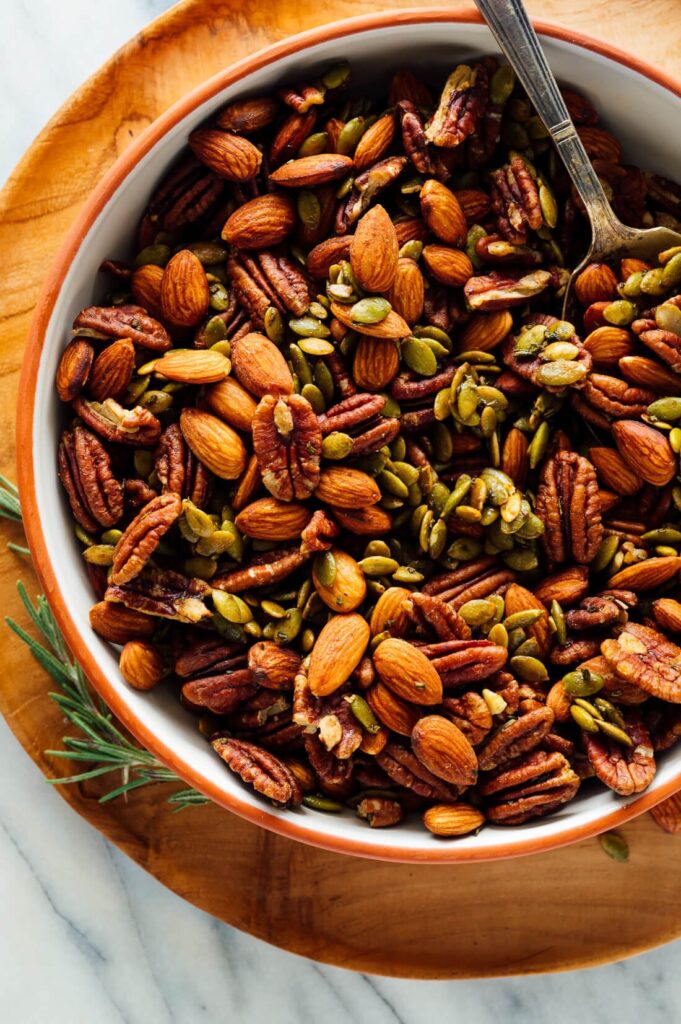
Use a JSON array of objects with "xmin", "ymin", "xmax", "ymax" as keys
[{"xmin": 19, "ymin": 10, "xmax": 681, "ymax": 862}]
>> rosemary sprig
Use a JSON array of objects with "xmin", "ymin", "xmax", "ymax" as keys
[{"xmin": 0, "ymin": 476, "xmax": 209, "ymax": 811}]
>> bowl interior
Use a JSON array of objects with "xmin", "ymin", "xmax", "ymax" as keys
[{"xmin": 28, "ymin": 14, "xmax": 681, "ymax": 861}]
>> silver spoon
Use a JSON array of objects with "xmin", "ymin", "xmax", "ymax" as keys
[{"xmin": 473, "ymin": 0, "xmax": 681, "ymax": 319}]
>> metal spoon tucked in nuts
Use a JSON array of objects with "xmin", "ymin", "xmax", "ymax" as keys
[{"xmin": 474, "ymin": 0, "xmax": 681, "ymax": 320}]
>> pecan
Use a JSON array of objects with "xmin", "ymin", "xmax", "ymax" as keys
[
  {"xmin": 269, "ymin": 110, "xmax": 317, "ymax": 168},
  {"xmin": 155, "ymin": 423, "xmax": 212, "ymax": 508},
  {"xmin": 252, "ymin": 394, "xmax": 322, "ymax": 500},
  {"xmin": 476, "ymin": 707, "xmax": 555, "ymax": 771},
  {"xmin": 125, "ymin": 478, "xmax": 159, "ymax": 511},
  {"xmin": 579, "ymin": 373, "xmax": 655, "ymax": 423},
  {"xmin": 480, "ymin": 750, "xmax": 580, "ymax": 824},
  {"xmin": 194, "ymin": 293, "xmax": 250, "ymax": 348},
  {"xmin": 73, "ymin": 304, "xmax": 171, "ymax": 352},
  {"xmin": 601, "ymin": 622, "xmax": 681, "ymax": 702},
  {"xmin": 582, "ymin": 711, "xmax": 655, "ymax": 796},
  {"xmin": 396, "ymin": 101, "xmax": 434, "ymax": 175},
  {"xmin": 425, "ymin": 63, "xmax": 486, "ymax": 148},
  {"xmin": 229, "ymin": 690, "xmax": 291, "ymax": 732},
  {"xmin": 646, "ymin": 702, "xmax": 681, "ymax": 751},
  {"xmin": 318, "ymin": 393, "xmax": 400, "ymax": 456},
  {"xmin": 550, "ymin": 638, "xmax": 603, "ymax": 665},
  {"xmin": 577, "ymin": 654, "xmax": 647, "ymax": 706},
  {"xmin": 175, "ymin": 637, "xmax": 247, "ymax": 678},
  {"xmin": 564, "ymin": 592, "xmax": 635, "ymax": 632},
  {"xmin": 73, "ymin": 396, "xmax": 161, "ymax": 447},
  {"xmin": 213, "ymin": 546, "xmax": 308, "ymax": 593},
  {"xmin": 304, "ymin": 732, "xmax": 354, "ymax": 791},
  {"xmin": 105, "ymin": 565, "xmax": 212, "ymax": 623},
  {"xmin": 464, "ymin": 269, "xmax": 552, "ymax": 311},
  {"xmin": 248, "ymin": 641, "xmax": 301, "ymax": 690},
  {"xmin": 326, "ymin": 350, "xmax": 356, "ymax": 399},
  {"xmin": 490, "ymin": 156, "xmax": 543, "ymax": 244},
  {"xmin": 182, "ymin": 669, "xmax": 256, "ymax": 714},
  {"xmin": 402, "ymin": 592, "xmax": 471, "ymax": 641},
  {"xmin": 441, "ymin": 691, "xmax": 493, "ymax": 745},
  {"xmin": 375, "ymin": 743, "xmax": 459, "ymax": 801},
  {"xmin": 632, "ymin": 308, "xmax": 681, "ymax": 373},
  {"xmin": 147, "ymin": 155, "xmax": 224, "ymax": 230},
  {"xmin": 57, "ymin": 426, "xmax": 123, "ymax": 531},
  {"xmin": 212, "ymin": 737, "xmax": 302, "ymax": 806},
  {"xmin": 423, "ymin": 556, "xmax": 515, "ymax": 609},
  {"xmin": 418, "ymin": 639, "xmax": 508, "ymax": 688},
  {"xmin": 300, "ymin": 509, "xmax": 339, "ymax": 554},
  {"xmin": 335, "ymin": 156, "xmax": 407, "ymax": 233},
  {"xmin": 110, "ymin": 493, "xmax": 182, "ymax": 585},
  {"xmin": 356, "ymin": 796, "xmax": 403, "ymax": 827},
  {"xmin": 535, "ymin": 451, "xmax": 603, "ymax": 568},
  {"xmin": 227, "ymin": 250, "xmax": 310, "ymax": 328},
  {"xmin": 278, "ymin": 81, "xmax": 324, "ymax": 113},
  {"xmin": 318, "ymin": 697, "xmax": 362, "ymax": 759}
]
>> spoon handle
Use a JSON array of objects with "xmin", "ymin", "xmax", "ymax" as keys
[{"xmin": 473, "ymin": 0, "xmax": 630, "ymax": 250}]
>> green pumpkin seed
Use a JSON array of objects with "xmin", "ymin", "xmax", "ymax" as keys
[
  {"xmin": 203, "ymin": 315, "xmax": 229, "ymax": 346},
  {"xmin": 647, "ymin": 397, "xmax": 681, "ymax": 422},
  {"xmin": 298, "ymin": 131, "xmax": 329, "ymax": 157},
  {"xmin": 509, "ymin": 655, "xmax": 548, "ymax": 683},
  {"xmin": 570, "ymin": 703, "xmax": 599, "ymax": 732},
  {"xmin": 447, "ymin": 537, "xmax": 483, "ymax": 561},
  {"xmin": 358, "ymin": 555, "xmax": 400, "ymax": 576},
  {"xmin": 604, "ymin": 300, "xmax": 637, "ymax": 326},
  {"xmin": 312, "ymin": 361, "xmax": 334, "ymax": 404},
  {"xmin": 399, "ymin": 240, "xmax": 423, "ymax": 261},
  {"xmin": 133, "ymin": 449, "xmax": 154, "ymax": 478},
  {"xmin": 402, "ymin": 338, "xmax": 438, "ymax": 376},
  {"xmin": 597, "ymin": 720, "xmax": 634, "ymax": 747},
  {"xmin": 503, "ymin": 609, "xmax": 543, "ymax": 631},
  {"xmin": 490, "ymin": 64, "xmax": 515, "ymax": 104},
  {"xmin": 350, "ymin": 297, "xmax": 391, "ymax": 325},
  {"xmin": 562, "ymin": 668, "xmax": 604, "ymax": 697},
  {"xmin": 261, "ymin": 600, "xmax": 287, "ymax": 619},
  {"xmin": 487, "ymin": 622, "xmax": 509, "ymax": 648},
  {"xmin": 456, "ymin": 380, "xmax": 479, "ymax": 422},
  {"xmin": 322, "ymin": 63, "xmax": 350, "ymax": 90},
  {"xmin": 378, "ymin": 469, "xmax": 409, "ymax": 499},
  {"xmin": 460, "ymin": 599, "xmax": 497, "ymax": 626},
  {"xmin": 134, "ymin": 244, "xmax": 171, "ymax": 268},
  {"xmin": 592, "ymin": 534, "xmax": 620, "ymax": 572},
  {"xmin": 501, "ymin": 120, "xmax": 530, "ymax": 148},
  {"xmin": 209, "ymin": 280, "xmax": 230, "ymax": 311},
  {"xmin": 289, "ymin": 343, "xmax": 313, "ymax": 385},
  {"xmin": 301, "ymin": 382, "xmax": 326, "ymax": 414},
  {"xmin": 434, "ymin": 388, "xmax": 453, "ymax": 421},
  {"xmin": 640, "ymin": 267, "xmax": 667, "ymax": 296},
  {"xmin": 641, "ymin": 527, "xmax": 681, "ymax": 544},
  {"xmin": 298, "ymin": 336, "xmax": 334, "ymax": 357},
  {"xmin": 655, "ymin": 303, "xmax": 681, "ymax": 338},
  {"xmin": 196, "ymin": 530, "xmax": 242, "ymax": 557},
  {"xmin": 549, "ymin": 600, "xmax": 567, "ymax": 646},
  {"xmin": 535, "ymin": 359, "xmax": 588, "ymax": 387},
  {"xmin": 297, "ymin": 189, "xmax": 321, "ymax": 230},
  {"xmin": 514, "ymin": 324, "xmax": 547, "ymax": 358},
  {"xmin": 183, "ymin": 556, "xmax": 217, "ymax": 579},
  {"xmin": 621, "ymin": 271, "xmax": 644, "ymax": 298},
  {"xmin": 598, "ymin": 832, "xmax": 629, "ymax": 863},
  {"xmin": 337, "ymin": 116, "xmax": 367, "ymax": 155},
  {"xmin": 182, "ymin": 500, "xmax": 215, "ymax": 538},
  {"xmin": 346, "ymin": 694, "xmax": 381, "ymax": 733},
  {"xmin": 527, "ymin": 421, "xmax": 551, "ymax": 469},
  {"xmin": 514, "ymin": 638, "xmax": 540, "ymax": 658},
  {"xmin": 538, "ymin": 181, "xmax": 558, "ymax": 228},
  {"xmin": 212, "ymin": 591, "xmax": 253, "ymax": 623},
  {"xmin": 313, "ymin": 551, "xmax": 337, "ymax": 587},
  {"xmin": 289, "ymin": 315, "xmax": 331, "ymax": 338},
  {"xmin": 274, "ymin": 609, "xmax": 303, "ymax": 644},
  {"xmin": 392, "ymin": 565, "xmax": 424, "ymax": 584},
  {"xmin": 503, "ymin": 547, "xmax": 539, "ymax": 571},
  {"xmin": 428, "ymin": 519, "xmax": 448, "ymax": 559},
  {"xmin": 542, "ymin": 341, "xmax": 580, "ymax": 361},
  {"xmin": 670, "ymin": 427, "xmax": 681, "ymax": 453},
  {"xmin": 594, "ymin": 698, "xmax": 626, "ymax": 729},
  {"xmin": 82, "ymin": 544, "xmax": 115, "ymax": 565},
  {"xmin": 140, "ymin": 390, "xmax": 173, "ymax": 413},
  {"xmin": 302, "ymin": 794, "xmax": 344, "ymax": 812},
  {"xmin": 466, "ymin": 224, "xmax": 488, "ymax": 269},
  {"xmin": 662, "ymin": 252, "xmax": 681, "ymax": 289}
]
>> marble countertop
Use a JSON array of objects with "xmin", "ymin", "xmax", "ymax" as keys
[{"xmin": 2, "ymin": 1, "xmax": 681, "ymax": 1020}]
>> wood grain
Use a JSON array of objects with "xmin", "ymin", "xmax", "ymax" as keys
[{"xmin": 1, "ymin": 0, "xmax": 681, "ymax": 978}]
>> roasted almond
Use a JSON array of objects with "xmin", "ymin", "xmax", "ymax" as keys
[
  {"xmin": 533, "ymin": 565, "xmax": 590, "ymax": 607},
  {"xmin": 151, "ymin": 348, "xmax": 230, "ymax": 385},
  {"xmin": 231, "ymin": 454, "xmax": 262, "ymax": 512},
  {"xmin": 503, "ymin": 583, "xmax": 550, "ymax": 656},
  {"xmin": 331, "ymin": 505, "xmax": 393, "ymax": 535},
  {"xmin": 56, "ymin": 337, "xmax": 94, "ymax": 401},
  {"xmin": 366, "ymin": 681, "xmax": 421, "ymax": 736},
  {"xmin": 583, "ymin": 326, "xmax": 635, "ymax": 367},
  {"xmin": 598, "ymin": 489, "xmax": 621, "ymax": 515},
  {"xmin": 420, "ymin": 179, "xmax": 467, "ymax": 246},
  {"xmin": 454, "ymin": 188, "xmax": 491, "ymax": 222},
  {"xmin": 315, "ymin": 467, "xmax": 381, "ymax": 508},
  {"xmin": 353, "ymin": 113, "xmax": 396, "ymax": 170},
  {"xmin": 650, "ymin": 793, "xmax": 681, "ymax": 834},
  {"xmin": 574, "ymin": 262, "xmax": 619, "ymax": 305},
  {"xmin": 88, "ymin": 339, "xmax": 135, "ymax": 402},
  {"xmin": 394, "ymin": 216, "xmax": 429, "ymax": 247},
  {"xmin": 546, "ymin": 682, "xmax": 572, "ymax": 723},
  {"xmin": 161, "ymin": 249, "xmax": 210, "ymax": 328},
  {"xmin": 352, "ymin": 336, "xmax": 400, "ymax": 391},
  {"xmin": 306, "ymin": 235, "xmax": 353, "ymax": 279},
  {"xmin": 369, "ymin": 586, "xmax": 411, "ymax": 636},
  {"xmin": 423, "ymin": 802, "xmax": 485, "ymax": 837},
  {"xmin": 456, "ymin": 310, "xmax": 513, "ymax": 353},
  {"xmin": 308, "ymin": 613, "xmax": 370, "ymax": 696},
  {"xmin": 349, "ymin": 205, "xmax": 399, "ymax": 293},
  {"xmin": 231, "ymin": 331, "xmax": 294, "ymax": 397},
  {"xmin": 608, "ymin": 555, "xmax": 681, "ymax": 591},
  {"xmin": 235, "ymin": 497, "xmax": 311, "ymax": 540},
  {"xmin": 422, "ymin": 244, "xmax": 473, "ymax": 287},
  {"xmin": 89, "ymin": 601, "xmax": 155, "ymax": 644},
  {"xmin": 588, "ymin": 446, "xmax": 643, "ymax": 496},
  {"xmin": 215, "ymin": 96, "xmax": 279, "ymax": 134},
  {"xmin": 577, "ymin": 125, "xmax": 622, "ymax": 162},
  {"xmin": 500, "ymin": 427, "xmax": 529, "ymax": 487},
  {"xmin": 131, "ymin": 263, "xmax": 164, "ymax": 318},
  {"xmin": 269, "ymin": 153, "xmax": 353, "ymax": 187},
  {"xmin": 204, "ymin": 376, "xmax": 258, "ymax": 431},
  {"xmin": 312, "ymin": 547, "xmax": 367, "ymax": 612},
  {"xmin": 653, "ymin": 598, "xmax": 681, "ymax": 632},
  {"xmin": 119, "ymin": 640, "xmax": 166, "ymax": 690},
  {"xmin": 189, "ymin": 128, "xmax": 262, "ymax": 181},
  {"xmin": 619, "ymin": 355, "xmax": 681, "ymax": 395},
  {"xmin": 222, "ymin": 193, "xmax": 296, "ymax": 249},
  {"xmin": 612, "ymin": 419, "xmax": 676, "ymax": 486},
  {"xmin": 373, "ymin": 637, "xmax": 443, "ymax": 705},
  {"xmin": 386, "ymin": 257, "xmax": 425, "ymax": 325},
  {"xmin": 411, "ymin": 715, "xmax": 478, "ymax": 787},
  {"xmin": 180, "ymin": 408, "xmax": 248, "ymax": 479},
  {"xmin": 330, "ymin": 301, "xmax": 409, "ymax": 340}
]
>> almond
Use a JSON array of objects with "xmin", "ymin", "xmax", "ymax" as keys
[
  {"xmin": 189, "ymin": 128, "xmax": 262, "ymax": 181},
  {"xmin": 161, "ymin": 250, "xmax": 210, "ymax": 328},
  {"xmin": 306, "ymin": 236, "xmax": 353, "ymax": 279},
  {"xmin": 180, "ymin": 408, "xmax": 248, "ymax": 480},
  {"xmin": 222, "ymin": 193, "xmax": 296, "ymax": 249},
  {"xmin": 330, "ymin": 301, "xmax": 409, "ymax": 340},
  {"xmin": 349, "ymin": 205, "xmax": 399, "ymax": 293},
  {"xmin": 232, "ymin": 454, "xmax": 262, "ymax": 512},
  {"xmin": 331, "ymin": 505, "xmax": 393, "ymax": 535},
  {"xmin": 373, "ymin": 637, "xmax": 443, "ymax": 705},
  {"xmin": 235, "ymin": 497, "xmax": 311, "ymax": 540},
  {"xmin": 315, "ymin": 467, "xmax": 381, "ymax": 508},
  {"xmin": 500, "ymin": 427, "xmax": 529, "ymax": 487},
  {"xmin": 598, "ymin": 489, "xmax": 621, "ymax": 515},
  {"xmin": 394, "ymin": 217, "xmax": 429, "ymax": 246},
  {"xmin": 119, "ymin": 640, "xmax": 165, "ymax": 690},
  {"xmin": 359, "ymin": 725, "xmax": 389, "ymax": 756},
  {"xmin": 353, "ymin": 113, "xmax": 396, "ymax": 170},
  {"xmin": 88, "ymin": 339, "xmax": 135, "ymax": 402},
  {"xmin": 215, "ymin": 96, "xmax": 279, "ymax": 134},
  {"xmin": 583, "ymin": 301, "xmax": 609, "ymax": 332},
  {"xmin": 619, "ymin": 355, "xmax": 681, "ymax": 395},
  {"xmin": 577, "ymin": 125, "xmax": 622, "ymax": 163},
  {"xmin": 546, "ymin": 682, "xmax": 572, "ymax": 723},
  {"xmin": 386, "ymin": 257, "xmax": 425, "ymax": 325},
  {"xmin": 612, "ymin": 419, "xmax": 676, "ymax": 486},
  {"xmin": 204, "ymin": 376, "xmax": 258, "ymax": 431},
  {"xmin": 151, "ymin": 348, "xmax": 230, "ymax": 385},
  {"xmin": 422, "ymin": 802, "xmax": 485, "ymax": 837},
  {"xmin": 366, "ymin": 681, "xmax": 421, "ymax": 736},
  {"xmin": 269, "ymin": 153, "xmax": 353, "ymax": 187},
  {"xmin": 131, "ymin": 264, "xmax": 164, "ymax": 318},
  {"xmin": 308, "ymin": 613, "xmax": 370, "ymax": 696},
  {"xmin": 352, "ymin": 336, "xmax": 400, "ymax": 391},
  {"xmin": 503, "ymin": 583, "xmax": 550, "ymax": 656},
  {"xmin": 89, "ymin": 601, "xmax": 155, "ymax": 644},
  {"xmin": 368, "ymin": 586, "xmax": 411, "ymax": 636},
  {"xmin": 411, "ymin": 715, "xmax": 478, "ymax": 787},
  {"xmin": 231, "ymin": 331, "xmax": 294, "ymax": 397},
  {"xmin": 422, "ymin": 244, "xmax": 473, "ymax": 287},
  {"xmin": 454, "ymin": 188, "xmax": 491, "ymax": 222},
  {"xmin": 574, "ymin": 262, "xmax": 618, "ymax": 304},
  {"xmin": 588, "ymin": 446, "xmax": 643, "ymax": 496},
  {"xmin": 456, "ymin": 309, "xmax": 513, "ymax": 352},
  {"xmin": 607, "ymin": 555, "xmax": 681, "ymax": 591},
  {"xmin": 312, "ymin": 547, "xmax": 367, "ymax": 612},
  {"xmin": 55, "ymin": 337, "xmax": 94, "ymax": 401},
  {"xmin": 583, "ymin": 326, "xmax": 635, "ymax": 367},
  {"xmin": 533, "ymin": 565, "xmax": 589, "ymax": 607},
  {"xmin": 419, "ymin": 179, "xmax": 467, "ymax": 246},
  {"xmin": 653, "ymin": 598, "xmax": 681, "ymax": 632},
  {"xmin": 650, "ymin": 793, "xmax": 681, "ymax": 834},
  {"xmin": 620, "ymin": 257, "xmax": 651, "ymax": 279}
]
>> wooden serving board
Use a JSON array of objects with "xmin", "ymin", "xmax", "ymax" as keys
[{"xmin": 2, "ymin": 0, "xmax": 681, "ymax": 978}]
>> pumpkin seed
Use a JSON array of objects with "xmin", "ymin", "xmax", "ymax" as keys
[
  {"xmin": 337, "ymin": 116, "xmax": 367, "ymax": 155},
  {"xmin": 297, "ymin": 189, "xmax": 321, "ymax": 230},
  {"xmin": 550, "ymin": 600, "xmax": 567, "ymax": 646},
  {"xmin": 460, "ymin": 599, "xmax": 497, "ymax": 626},
  {"xmin": 314, "ymin": 551, "xmax": 337, "ymax": 586},
  {"xmin": 313, "ymin": 361, "xmax": 335, "ymax": 403},
  {"xmin": 322, "ymin": 63, "xmax": 350, "ymax": 89},
  {"xmin": 298, "ymin": 131, "xmax": 329, "ymax": 157},
  {"xmin": 490, "ymin": 64, "xmax": 515, "ymax": 104},
  {"xmin": 358, "ymin": 556, "xmax": 400, "ymax": 576},
  {"xmin": 597, "ymin": 719, "xmax": 634, "ymax": 747},
  {"xmin": 140, "ymin": 390, "xmax": 173, "ymax": 413},
  {"xmin": 641, "ymin": 527, "xmax": 681, "ymax": 544},
  {"xmin": 212, "ymin": 591, "xmax": 253, "ymax": 624},
  {"xmin": 298, "ymin": 337, "xmax": 335, "ymax": 357},
  {"xmin": 346, "ymin": 694, "xmax": 381, "ymax": 733},
  {"xmin": 289, "ymin": 343, "xmax": 313, "ymax": 385},
  {"xmin": 428, "ymin": 519, "xmax": 448, "ymax": 559},
  {"xmin": 351, "ymin": 297, "xmax": 391, "ymax": 324},
  {"xmin": 487, "ymin": 622, "xmax": 509, "ymax": 648},
  {"xmin": 655, "ymin": 303, "xmax": 681, "ymax": 338},
  {"xmin": 570, "ymin": 703, "xmax": 599, "ymax": 732},
  {"xmin": 134, "ymin": 244, "xmax": 171, "ymax": 268},
  {"xmin": 562, "ymin": 668, "xmax": 604, "ymax": 697},
  {"xmin": 598, "ymin": 832, "xmax": 629, "ymax": 863},
  {"xmin": 289, "ymin": 315, "xmax": 331, "ymax": 338},
  {"xmin": 640, "ymin": 267, "xmax": 667, "ymax": 296},
  {"xmin": 300, "ymin": 628, "xmax": 316, "ymax": 653},
  {"xmin": 392, "ymin": 565, "xmax": 424, "ymax": 584},
  {"xmin": 204, "ymin": 315, "xmax": 229, "ymax": 345},
  {"xmin": 604, "ymin": 300, "xmax": 637, "ymax": 326},
  {"xmin": 592, "ymin": 534, "xmax": 620, "ymax": 572},
  {"xmin": 528, "ymin": 421, "xmax": 550, "ymax": 469},
  {"xmin": 503, "ymin": 609, "xmax": 543, "ymax": 631},
  {"xmin": 594, "ymin": 698, "xmax": 626, "ymax": 729},
  {"xmin": 503, "ymin": 547, "xmax": 539, "ymax": 571},
  {"xmin": 209, "ymin": 280, "xmax": 230, "ymax": 311},
  {"xmin": 538, "ymin": 180, "xmax": 558, "ymax": 227},
  {"xmin": 274, "ymin": 609, "xmax": 303, "ymax": 644},
  {"xmin": 261, "ymin": 600, "xmax": 287, "ymax": 619},
  {"xmin": 647, "ymin": 396, "xmax": 681, "ymax": 422},
  {"xmin": 535, "ymin": 359, "xmax": 588, "ymax": 387},
  {"xmin": 301, "ymin": 382, "xmax": 326, "ymax": 414},
  {"xmin": 621, "ymin": 271, "xmax": 644, "ymax": 298},
  {"xmin": 302, "ymin": 794, "xmax": 343, "ymax": 812},
  {"xmin": 662, "ymin": 252, "xmax": 681, "ymax": 289},
  {"xmin": 378, "ymin": 469, "xmax": 409, "ymax": 499},
  {"xmin": 399, "ymin": 240, "xmax": 423, "ymax": 261},
  {"xmin": 448, "ymin": 537, "xmax": 483, "ymax": 561},
  {"xmin": 542, "ymin": 341, "xmax": 580, "ymax": 361},
  {"xmin": 82, "ymin": 544, "xmax": 114, "ymax": 565},
  {"xmin": 402, "ymin": 338, "xmax": 438, "ymax": 376}
]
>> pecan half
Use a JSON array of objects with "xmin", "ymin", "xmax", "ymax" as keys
[
  {"xmin": 227, "ymin": 250, "xmax": 310, "ymax": 328},
  {"xmin": 212, "ymin": 737, "xmax": 303, "ymax": 806},
  {"xmin": 418, "ymin": 639, "xmax": 508, "ymax": 688},
  {"xmin": 252, "ymin": 394, "xmax": 322, "ymax": 500},
  {"xmin": 396, "ymin": 100, "xmax": 434, "ymax": 175},
  {"xmin": 423, "ymin": 556, "xmax": 516, "ymax": 608},
  {"xmin": 464, "ymin": 270, "xmax": 551, "ymax": 311},
  {"xmin": 73, "ymin": 396, "xmax": 161, "ymax": 447},
  {"xmin": 304, "ymin": 732, "xmax": 354, "ymax": 792},
  {"xmin": 106, "ymin": 566, "xmax": 212, "ymax": 623},
  {"xmin": 402, "ymin": 592, "xmax": 471, "ymax": 641},
  {"xmin": 441, "ymin": 691, "xmax": 493, "ymax": 745},
  {"xmin": 175, "ymin": 637, "xmax": 247, "ymax": 678},
  {"xmin": 376, "ymin": 743, "xmax": 459, "ymax": 801},
  {"xmin": 646, "ymin": 702, "xmax": 681, "ymax": 751},
  {"xmin": 477, "ymin": 707, "xmax": 555, "ymax": 771},
  {"xmin": 480, "ymin": 750, "xmax": 580, "ymax": 824},
  {"xmin": 601, "ymin": 622, "xmax": 681, "ymax": 703},
  {"xmin": 300, "ymin": 509, "xmax": 339, "ymax": 554},
  {"xmin": 582, "ymin": 711, "xmax": 655, "ymax": 796},
  {"xmin": 110, "ymin": 493, "xmax": 182, "ymax": 585},
  {"xmin": 57, "ymin": 426, "xmax": 123, "ymax": 531},
  {"xmin": 425, "ymin": 63, "xmax": 486, "ymax": 148},
  {"xmin": 155, "ymin": 423, "xmax": 212, "ymax": 508},
  {"xmin": 147, "ymin": 154, "xmax": 224, "ymax": 230},
  {"xmin": 565, "ymin": 592, "xmax": 635, "ymax": 631},
  {"xmin": 579, "ymin": 373, "xmax": 655, "ymax": 423},
  {"xmin": 73, "ymin": 304, "xmax": 171, "ymax": 352},
  {"xmin": 212, "ymin": 546, "xmax": 308, "ymax": 593},
  {"xmin": 182, "ymin": 669, "xmax": 256, "ymax": 714},
  {"xmin": 335, "ymin": 156, "xmax": 407, "ymax": 233},
  {"xmin": 535, "ymin": 451, "xmax": 603, "ymax": 568},
  {"xmin": 318, "ymin": 393, "xmax": 400, "ymax": 456},
  {"xmin": 490, "ymin": 156, "xmax": 543, "ymax": 244},
  {"xmin": 356, "ymin": 796, "xmax": 403, "ymax": 827}
]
